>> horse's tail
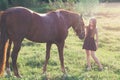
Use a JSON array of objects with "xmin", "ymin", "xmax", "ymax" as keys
[{"xmin": 0, "ymin": 11, "xmax": 9, "ymax": 77}]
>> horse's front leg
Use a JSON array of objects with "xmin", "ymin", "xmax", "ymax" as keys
[
  {"xmin": 6, "ymin": 40, "xmax": 12, "ymax": 76},
  {"xmin": 56, "ymin": 41, "xmax": 66, "ymax": 73},
  {"xmin": 43, "ymin": 43, "xmax": 52, "ymax": 74},
  {"xmin": 11, "ymin": 40, "xmax": 23, "ymax": 78}
]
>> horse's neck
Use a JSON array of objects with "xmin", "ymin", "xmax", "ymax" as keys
[{"xmin": 60, "ymin": 11, "xmax": 75, "ymax": 29}]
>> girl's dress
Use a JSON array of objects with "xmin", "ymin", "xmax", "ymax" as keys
[{"xmin": 83, "ymin": 27, "xmax": 97, "ymax": 51}]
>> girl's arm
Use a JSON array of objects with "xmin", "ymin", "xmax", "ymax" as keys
[
  {"xmin": 84, "ymin": 27, "xmax": 87, "ymax": 38},
  {"xmin": 95, "ymin": 28, "xmax": 98, "ymax": 49}
]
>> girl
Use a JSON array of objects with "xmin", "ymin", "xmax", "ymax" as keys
[{"xmin": 83, "ymin": 17, "xmax": 103, "ymax": 71}]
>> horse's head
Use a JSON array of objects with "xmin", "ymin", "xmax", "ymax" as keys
[{"xmin": 73, "ymin": 15, "xmax": 85, "ymax": 39}]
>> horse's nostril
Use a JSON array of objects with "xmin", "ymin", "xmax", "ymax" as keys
[
  {"xmin": 79, "ymin": 34, "xmax": 85, "ymax": 39},
  {"xmin": 79, "ymin": 35, "xmax": 84, "ymax": 39}
]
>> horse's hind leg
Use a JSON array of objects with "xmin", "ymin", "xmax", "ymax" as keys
[
  {"xmin": 6, "ymin": 40, "xmax": 12, "ymax": 75},
  {"xmin": 56, "ymin": 41, "xmax": 66, "ymax": 73},
  {"xmin": 11, "ymin": 39, "xmax": 23, "ymax": 78},
  {"xmin": 43, "ymin": 43, "xmax": 52, "ymax": 74}
]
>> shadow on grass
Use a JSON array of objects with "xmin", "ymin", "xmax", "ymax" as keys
[
  {"xmin": 24, "ymin": 50, "xmax": 58, "ymax": 68},
  {"xmin": 41, "ymin": 74, "xmax": 83, "ymax": 80},
  {"xmin": 25, "ymin": 58, "xmax": 58, "ymax": 68},
  {"xmin": 22, "ymin": 41, "xmax": 39, "ymax": 47},
  {"xmin": 114, "ymin": 69, "xmax": 120, "ymax": 75},
  {"xmin": 25, "ymin": 59, "xmax": 44, "ymax": 68}
]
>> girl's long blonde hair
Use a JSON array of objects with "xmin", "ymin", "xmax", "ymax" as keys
[{"xmin": 86, "ymin": 17, "xmax": 97, "ymax": 37}]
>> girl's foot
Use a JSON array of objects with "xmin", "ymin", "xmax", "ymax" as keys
[
  {"xmin": 86, "ymin": 67, "xmax": 91, "ymax": 71},
  {"xmin": 98, "ymin": 67, "xmax": 103, "ymax": 71}
]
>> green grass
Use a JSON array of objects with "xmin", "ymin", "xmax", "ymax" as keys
[{"xmin": 1, "ymin": 3, "xmax": 120, "ymax": 80}]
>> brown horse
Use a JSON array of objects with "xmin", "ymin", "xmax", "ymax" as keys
[{"xmin": 0, "ymin": 7, "xmax": 85, "ymax": 78}]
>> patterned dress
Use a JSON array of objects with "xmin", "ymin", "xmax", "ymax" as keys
[{"xmin": 83, "ymin": 27, "xmax": 97, "ymax": 51}]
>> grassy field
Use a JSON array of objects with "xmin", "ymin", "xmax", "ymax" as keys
[{"xmin": 1, "ymin": 3, "xmax": 120, "ymax": 80}]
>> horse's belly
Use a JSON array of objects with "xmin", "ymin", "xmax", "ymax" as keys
[
  {"xmin": 26, "ymin": 38, "xmax": 50, "ymax": 43},
  {"xmin": 25, "ymin": 32, "xmax": 66, "ymax": 43},
  {"xmin": 26, "ymin": 35, "xmax": 55, "ymax": 43}
]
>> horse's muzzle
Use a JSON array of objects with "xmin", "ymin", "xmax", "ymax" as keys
[{"xmin": 79, "ymin": 32, "xmax": 85, "ymax": 39}]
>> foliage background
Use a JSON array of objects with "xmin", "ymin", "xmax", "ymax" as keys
[{"xmin": 0, "ymin": 0, "xmax": 120, "ymax": 10}]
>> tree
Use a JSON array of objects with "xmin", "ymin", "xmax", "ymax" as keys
[{"xmin": 0, "ymin": 0, "xmax": 8, "ymax": 10}]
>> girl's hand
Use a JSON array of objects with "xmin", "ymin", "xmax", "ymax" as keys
[{"xmin": 96, "ymin": 41, "xmax": 98, "ymax": 50}]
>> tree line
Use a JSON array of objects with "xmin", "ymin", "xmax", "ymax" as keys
[{"xmin": 0, "ymin": 0, "xmax": 120, "ymax": 10}]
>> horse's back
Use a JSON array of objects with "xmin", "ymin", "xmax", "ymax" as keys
[
  {"xmin": 26, "ymin": 9, "xmax": 68, "ymax": 43},
  {"xmin": 2, "ymin": 7, "xmax": 69, "ymax": 43},
  {"xmin": 26, "ymin": 11, "xmax": 62, "ymax": 42},
  {"xmin": 5, "ymin": 7, "xmax": 33, "ymax": 22}
]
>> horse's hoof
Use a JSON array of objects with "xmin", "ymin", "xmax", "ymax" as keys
[
  {"xmin": 41, "ymin": 73, "xmax": 48, "ymax": 80},
  {"xmin": 62, "ymin": 73, "xmax": 67, "ymax": 80},
  {"xmin": 63, "ymin": 73, "xmax": 68, "ymax": 77},
  {"xmin": 6, "ymin": 68, "xmax": 12, "ymax": 76},
  {"xmin": 14, "ymin": 74, "xmax": 22, "ymax": 78},
  {"xmin": 42, "ymin": 71, "xmax": 47, "ymax": 75},
  {"xmin": 61, "ymin": 69, "xmax": 66, "ymax": 74}
]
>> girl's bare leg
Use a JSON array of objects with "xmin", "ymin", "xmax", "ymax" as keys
[
  {"xmin": 85, "ymin": 50, "xmax": 91, "ymax": 70},
  {"xmin": 91, "ymin": 51, "xmax": 103, "ymax": 70}
]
